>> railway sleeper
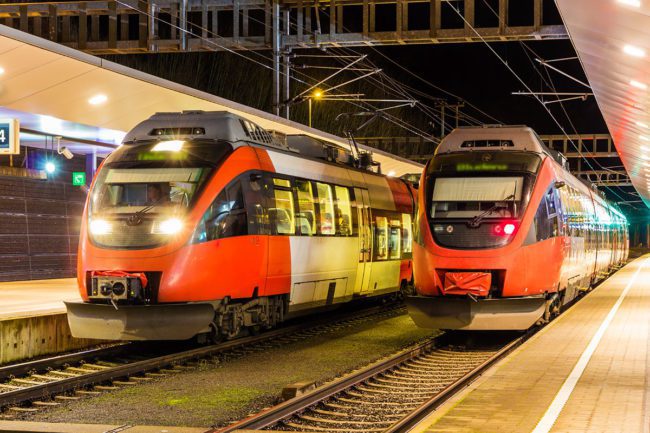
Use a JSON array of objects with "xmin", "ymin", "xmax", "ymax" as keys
[{"xmin": 285, "ymin": 421, "xmax": 384, "ymax": 432}]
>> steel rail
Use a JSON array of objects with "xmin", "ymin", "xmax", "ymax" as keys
[
  {"xmin": 0, "ymin": 344, "xmax": 130, "ymax": 382},
  {"xmin": 210, "ymin": 335, "xmax": 447, "ymax": 433},
  {"xmin": 384, "ymin": 336, "xmax": 524, "ymax": 433},
  {"xmin": 0, "ymin": 303, "xmax": 401, "ymax": 409},
  {"xmin": 210, "ymin": 332, "xmax": 523, "ymax": 433}
]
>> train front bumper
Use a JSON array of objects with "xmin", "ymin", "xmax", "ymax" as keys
[
  {"xmin": 405, "ymin": 295, "xmax": 546, "ymax": 331},
  {"xmin": 65, "ymin": 301, "xmax": 215, "ymax": 341}
]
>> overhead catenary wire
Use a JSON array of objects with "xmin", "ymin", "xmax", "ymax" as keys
[
  {"xmin": 461, "ymin": 0, "xmax": 634, "ymax": 207},
  {"xmin": 115, "ymin": 0, "xmax": 435, "ymax": 141}
]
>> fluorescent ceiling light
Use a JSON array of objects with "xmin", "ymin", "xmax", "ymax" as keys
[
  {"xmin": 637, "ymin": 121, "xmax": 649, "ymax": 128},
  {"xmin": 641, "ymin": 135, "xmax": 649, "ymax": 141},
  {"xmin": 631, "ymin": 80, "xmax": 648, "ymax": 90},
  {"xmin": 88, "ymin": 94, "xmax": 108, "ymax": 105},
  {"xmin": 623, "ymin": 45, "xmax": 646, "ymax": 57},
  {"xmin": 618, "ymin": 0, "xmax": 641, "ymax": 6}
]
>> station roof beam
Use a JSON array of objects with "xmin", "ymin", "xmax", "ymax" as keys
[{"xmin": 0, "ymin": 0, "xmax": 568, "ymax": 55}]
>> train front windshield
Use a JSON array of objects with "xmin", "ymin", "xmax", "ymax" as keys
[
  {"xmin": 426, "ymin": 152, "xmax": 541, "ymax": 249},
  {"xmin": 88, "ymin": 139, "xmax": 231, "ymax": 249}
]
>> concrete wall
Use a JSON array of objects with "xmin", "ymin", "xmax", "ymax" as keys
[{"xmin": 0, "ymin": 313, "xmax": 96, "ymax": 365}]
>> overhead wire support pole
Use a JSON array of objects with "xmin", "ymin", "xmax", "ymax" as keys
[
  {"xmin": 544, "ymin": 96, "xmax": 591, "ymax": 105},
  {"xmin": 535, "ymin": 58, "xmax": 591, "ymax": 89},
  {"xmin": 320, "ymin": 69, "xmax": 382, "ymax": 94},
  {"xmin": 291, "ymin": 55, "xmax": 367, "ymax": 102},
  {"xmin": 180, "ymin": 0, "xmax": 188, "ymax": 51},
  {"xmin": 543, "ymin": 56, "xmax": 579, "ymax": 63},
  {"xmin": 272, "ymin": 0, "xmax": 281, "ymax": 116},
  {"xmin": 283, "ymin": 8, "xmax": 291, "ymax": 119},
  {"xmin": 512, "ymin": 92, "xmax": 594, "ymax": 97}
]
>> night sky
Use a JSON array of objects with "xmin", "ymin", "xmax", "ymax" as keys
[{"xmin": 99, "ymin": 1, "xmax": 643, "ymax": 216}]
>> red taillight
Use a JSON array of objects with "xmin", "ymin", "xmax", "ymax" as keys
[{"xmin": 493, "ymin": 222, "xmax": 517, "ymax": 236}]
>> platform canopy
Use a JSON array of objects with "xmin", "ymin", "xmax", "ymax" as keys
[
  {"xmin": 0, "ymin": 25, "xmax": 422, "ymax": 177},
  {"xmin": 556, "ymin": 0, "xmax": 650, "ymax": 208}
]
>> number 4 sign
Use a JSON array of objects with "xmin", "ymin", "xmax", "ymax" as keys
[{"xmin": 0, "ymin": 119, "xmax": 19, "ymax": 155}]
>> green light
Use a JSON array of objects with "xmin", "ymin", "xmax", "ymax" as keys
[{"xmin": 456, "ymin": 162, "xmax": 509, "ymax": 172}]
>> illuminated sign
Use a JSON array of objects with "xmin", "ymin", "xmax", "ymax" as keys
[
  {"xmin": 72, "ymin": 172, "xmax": 86, "ymax": 186},
  {"xmin": 0, "ymin": 119, "xmax": 19, "ymax": 155},
  {"xmin": 456, "ymin": 162, "xmax": 509, "ymax": 172}
]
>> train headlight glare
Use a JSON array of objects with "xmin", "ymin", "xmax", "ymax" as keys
[
  {"xmin": 155, "ymin": 218, "xmax": 183, "ymax": 235},
  {"xmin": 90, "ymin": 219, "xmax": 112, "ymax": 235},
  {"xmin": 503, "ymin": 223, "xmax": 516, "ymax": 235},
  {"xmin": 152, "ymin": 140, "xmax": 185, "ymax": 152}
]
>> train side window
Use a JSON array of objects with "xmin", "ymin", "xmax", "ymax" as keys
[
  {"xmin": 545, "ymin": 188, "xmax": 557, "ymax": 217},
  {"xmin": 375, "ymin": 216, "xmax": 388, "ymax": 260},
  {"xmin": 316, "ymin": 182, "xmax": 335, "ymax": 235},
  {"xmin": 334, "ymin": 186, "xmax": 353, "ymax": 236},
  {"xmin": 388, "ymin": 218, "xmax": 401, "ymax": 259},
  {"xmin": 270, "ymin": 178, "xmax": 295, "ymax": 235},
  {"xmin": 402, "ymin": 213, "xmax": 413, "ymax": 254},
  {"xmin": 194, "ymin": 180, "xmax": 248, "ymax": 243},
  {"xmin": 295, "ymin": 179, "xmax": 316, "ymax": 236},
  {"xmin": 533, "ymin": 187, "xmax": 559, "ymax": 242}
]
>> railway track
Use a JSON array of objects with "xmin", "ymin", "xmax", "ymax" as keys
[
  {"xmin": 0, "ymin": 302, "xmax": 403, "ymax": 415},
  {"xmin": 214, "ymin": 331, "xmax": 524, "ymax": 433}
]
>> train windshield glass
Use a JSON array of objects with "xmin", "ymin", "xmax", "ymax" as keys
[
  {"xmin": 90, "ymin": 139, "xmax": 231, "ymax": 216},
  {"xmin": 431, "ymin": 176, "xmax": 524, "ymax": 219},
  {"xmin": 91, "ymin": 167, "xmax": 206, "ymax": 215},
  {"xmin": 426, "ymin": 151, "xmax": 540, "ymax": 249}
]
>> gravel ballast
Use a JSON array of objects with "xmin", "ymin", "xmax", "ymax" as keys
[{"xmin": 28, "ymin": 312, "xmax": 435, "ymax": 428}]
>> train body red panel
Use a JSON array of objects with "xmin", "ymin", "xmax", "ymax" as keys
[
  {"xmin": 407, "ymin": 126, "xmax": 628, "ymax": 330},
  {"xmin": 67, "ymin": 111, "xmax": 416, "ymax": 341}
]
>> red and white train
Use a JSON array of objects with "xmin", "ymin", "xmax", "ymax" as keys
[
  {"xmin": 407, "ymin": 126, "xmax": 629, "ymax": 330},
  {"xmin": 66, "ymin": 111, "xmax": 415, "ymax": 341}
]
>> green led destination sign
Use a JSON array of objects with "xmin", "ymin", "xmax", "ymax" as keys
[{"xmin": 456, "ymin": 162, "xmax": 509, "ymax": 172}]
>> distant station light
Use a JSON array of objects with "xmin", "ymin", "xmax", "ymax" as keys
[
  {"xmin": 630, "ymin": 80, "xmax": 647, "ymax": 90},
  {"xmin": 0, "ymin": 67, "xmax": 5, "ymax": 75},
  {"xmin": 88, "ymin": 94, "xmax": 108, "ymax": 105},
  {"xmin": 623, "ymin": 44, "xmax": 646, "ymax": 58}
]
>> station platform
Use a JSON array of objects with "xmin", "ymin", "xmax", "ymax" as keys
[
  {"xmin": 0, "ymin": 278, "xmax": 79, "ymax": 320},
  {"xmin": 0, "ymin": 278, "xmax": 95, "ymax": 365},
  {"xmin": 413, "ymin": 254, "xmax": 650, "ymax": 433}
]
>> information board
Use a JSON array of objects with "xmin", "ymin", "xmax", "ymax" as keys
[{"xmin": 0, "ymin": 119, "xmax": 19, "ymax": 155}]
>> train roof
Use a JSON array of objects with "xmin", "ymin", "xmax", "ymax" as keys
[
  {"xmin": 123, "ymin": 111, "xmax": 369, "ymax": 172},
  {"xmin": 436, "ymin": 125, "xmax": 569, "ymax": 168},
  {"xmin": 436, "ymin": 125, "xmax": 549, "ymax": 154},
  {"xmin": 123, "ymin": 111, "xmax": 279, "ymax": 148}
]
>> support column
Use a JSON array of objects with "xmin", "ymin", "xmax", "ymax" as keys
[
  {"xmin": 283, "ymin": 9, "xmax": 291, "ymax": 120},
  {"xmin": 180, "ymin": 0, "xmax": 189, "ymax": 51},
  {"xmin": 272, "ymin": 0, "xmax": 281, "ymax": 116}
]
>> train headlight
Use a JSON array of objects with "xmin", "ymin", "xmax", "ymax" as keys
[
  {"xmin": 152, "ymin": 218, "xmax": 184, "ymax": 235},
  {"xmin": 89, "ymin": 219, "xmax": 112, "ymax": 235}
]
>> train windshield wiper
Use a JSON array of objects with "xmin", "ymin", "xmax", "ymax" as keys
[
  {"xmin": 127, "ymin": 190, "xmax": 184, "ymax": 226},
  {"xmin": 468, "ymin": 194, "xmax": 515, "ymax": 228}
]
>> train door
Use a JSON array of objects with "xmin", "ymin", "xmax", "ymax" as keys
[{"xmin": 353, "ymin": 188, "xmax": 373, "ymax": 295}]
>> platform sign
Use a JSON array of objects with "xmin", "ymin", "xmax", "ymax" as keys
[
  {"xmin": 72, "ymin": 171, "xmax": 86, "ymax": 186},
  {"xmin": 0, "ymin": 118, "xmax": 19, "ymax": 155}
]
